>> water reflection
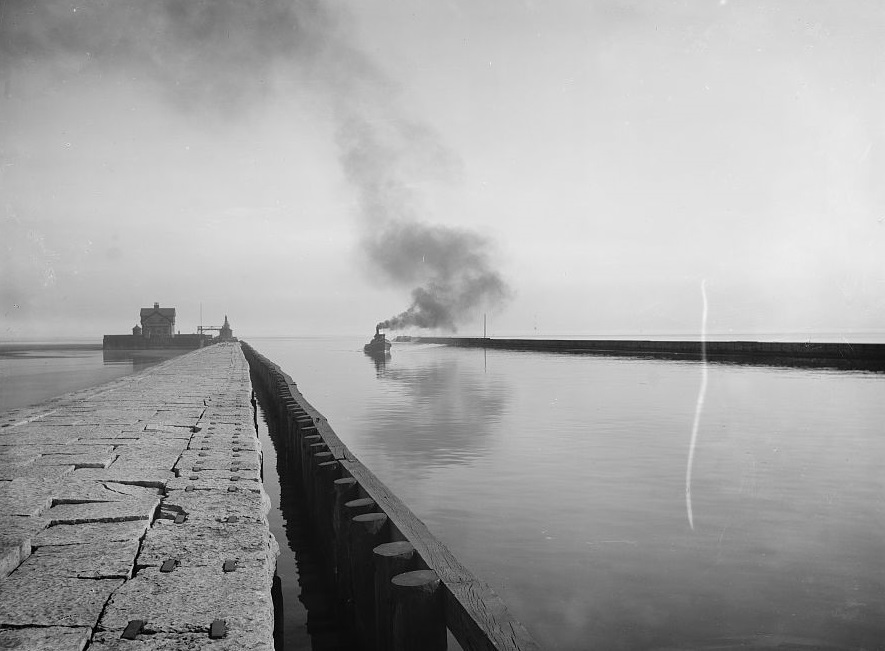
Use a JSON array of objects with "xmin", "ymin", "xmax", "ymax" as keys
[
  {"xmin": 244, "ymin": 338, "xmax": 885, "ymax": 650},
  {"xmin": 1, "ymin": 345, "xmax": 177, "ymax": 411},
  {"xmin": 363, "ymin": 349, "xmax": 390, "ymax": 376},
  {"xmin": 102, "ymin": 348, "xmax": 187, "ymax": 371},
  {"xmin": 363, "ymin": 352, "xmax": 512, "ymax": 465}
]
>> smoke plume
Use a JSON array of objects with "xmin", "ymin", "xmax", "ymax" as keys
[
  {"xmin": 369, "ymin": 221, "xmax": 510, "ymax": 332},
  {"xmin": 337, "ymin": 114, "xmax": 511, "ymax": 332},
  {"xmin": 1, "ymin": 0, "xmax": 511, "ymax": 331}
]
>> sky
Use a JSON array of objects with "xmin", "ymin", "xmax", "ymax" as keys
[{"xmin": 2, "ymin": 0, "xmax": 884, "ymax": 340}]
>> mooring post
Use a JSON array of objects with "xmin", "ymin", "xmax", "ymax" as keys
[
  {"xmin": 373, "ymin": 541, "xmax": 416, "ymax": 651},
  {"xmin": 391, "ymin": 569, "xmax": 446, "ymax": 651},
  {"xmin": 350, "ymin": 512, "xmax": 389, "ymax": 650}
]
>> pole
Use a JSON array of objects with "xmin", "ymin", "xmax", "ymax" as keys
[{"xmin": 483, "ymin": 313, "xmax": 487, "ymax": 338}]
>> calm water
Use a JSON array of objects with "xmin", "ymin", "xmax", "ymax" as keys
[
  {"xmin": 0, "ymin": 344, "xmax": 186, "ymax": 411},
  {"xmin": 249, "ymin": 336, "xmax": 885, "ymax": 651}
]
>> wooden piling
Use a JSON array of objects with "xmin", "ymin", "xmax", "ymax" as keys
[
  {"xmin": 299, "ymin": 434, "xmax": 322, "ymax": 483},
  {"xmin": 391, "ymin": 569, "xmax": 446, "ymax": 651},
  {"xmin": 374, "ymin": 541, "xmax": 416, "ymax": 651},
  {"xmin": 314, "ymin": 458, "xmax": 340, "ymax": 547},
  {"xmin": 349, "ymin": 512, "xmax": 389, "ymax": 650},
  {"xmin": 332, "ymin": 478, "xmax": 358, "ymax": 595}
]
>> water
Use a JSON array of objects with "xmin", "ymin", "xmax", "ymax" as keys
[
  {"xmin": 0, "ymin": 344, "xmax": 188, "ymax": 411},
  {"xmin": 248, "ymin": 336, "xmax": 885, "ymax": 651}
]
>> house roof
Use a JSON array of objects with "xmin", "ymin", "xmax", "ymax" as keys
[{"xmin": 140, "ymin": 306, "xmax": 176, "ymax": 321}]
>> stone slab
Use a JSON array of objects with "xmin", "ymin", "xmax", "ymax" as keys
[
  {"xmin": 0, "ymin": 626, "xmax": 91, "ymax": 651},
  {"xmin": 16, "ymin": 539, "xmax": 139, "ymax": 579},
  {"xmin": 33, "ymin": 520, "xmax": 150, "ymax": 547},
  {"xmin": 0, "ymin": 574, "xmax": 124, "ymax": 627},
  {"xmin": 166, "ymin": 476, "xmax": 261, "ymax": 493},
  {"xmin": 153, "ymin": 409, "xmax": 205, "ymax": 424},
  {"xmin": 163, "ymin": 488, "xmax": 270, "ymax": 523},
  {"xmin": 181, "ymin": 467, "xmax": 261, "ymax": 480},
  {"xmin": 0, "ymin": 449, "xmax": 42, "ymax": 464},
  {"xmin": 188, "ymin": 437, "xmax": 259, "ymax": 452},
  {"xmin": 0, "ymin": 464, "xmax": 75, "ymax": 481},
  {"xmin": 45, "ymin": 496, "xmax": 160, "ymax": 525},
  {"xmin": 98, "ymin": 566, "xmax": 273, "ymax": 638},
  {"xmin": 0, "ymin": 478, "xmax": 54, "ymax": 516},
  {"xmin": 20, "ymin": 423, "xmax": 132, "ymax": 434},
  {"xmin": 112, "ymin": 444, "xmax": 189, "ymax": 470},
  {"xmin": 88, "ymin": 630, "xmax": 272, "ymax": 650},
  {"xmin": 52, "ymin": 477, "xmax": 163, "ymax": 503},
  {"xmin": 1, "ymin": 542, "xmax": 27, "ymax": 578},
  {"xmin": 119, "ymin": 431, "xmax": 193, "ymax": 445},
  {"xmin": 0, "ymin": 431, "xmax": 81, "ymax": 445},
  {"xmin": 0, "ymin": 514, "xmax": 46, "ymax": 577},
  {"xmin": 142, "ymin": 424, "xmax": 195, "ymax": 436},
  {"xmin": 33, "ymin": 452, "xmax": 117, "ymax": 468},
  {"xmin": 76, "ymin": 437, "xmax": 142, "ymax": 445},
  {"xmin": 175, "ymin": 449, "xmax": 261, "ymax": 471},
  {"xmin": 3, "ymin": 444, "xmax": 114, "ymax": 456},
  {"xmin": 137, "ymin": 520, "xmax": 276, "ymax": 569},
  {"xmin": 70, "ymin": 468, "xmax": 174, "ymax": 488}
]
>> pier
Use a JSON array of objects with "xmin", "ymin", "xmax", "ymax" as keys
[
  {"xmin": 1, "ymin": 340, "xmax": 541, "ymax": 650},
  {"xmin": 413, "ymin": 337, "xmax": 885, "ymax": 370},
  {"xmin": 0, "ymin": 343, "xmax": 276, "ymax": 649}
]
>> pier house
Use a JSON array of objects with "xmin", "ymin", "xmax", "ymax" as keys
[{"xmin": 139, "ymin": 302, "xmax": 175, "ymax": 337}]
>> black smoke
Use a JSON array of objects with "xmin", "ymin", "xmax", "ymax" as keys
[
  {"xmin": 1, "ymin": 0, "xmax": 511, "ymax": 330},
  {"xmin": 337, "ymin": 115, "xmax": 511, "ymax": 332},
  {"xmin": 367, "ymin": 221, "xmax": 510, "ymax": 332}
]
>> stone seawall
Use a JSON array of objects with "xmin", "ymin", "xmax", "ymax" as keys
[{"xmin": 0, "ymin": 342, "xmax": 277, "ymax": 650}]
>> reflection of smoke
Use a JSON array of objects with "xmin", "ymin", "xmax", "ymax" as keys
[{"xmin": 369, "ymin": 359, "xmax": 510, "ymax": 464}]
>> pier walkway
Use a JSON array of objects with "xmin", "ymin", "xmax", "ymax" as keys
[{"xmin": 0, "ymin": 343, "xmax": 277, "ymax": 650}]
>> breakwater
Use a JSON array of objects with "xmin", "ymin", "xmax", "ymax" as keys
[
  {"xmin": 243, "ymin": 341, "xmax": 541, "ymax": 651},
  {"xmin": 414, "ymin": 337, "xmax": 885, "ymax": 370},
  {"xmin": 0, "ymin": 343, "xmax": 277, "ymax": 649}
]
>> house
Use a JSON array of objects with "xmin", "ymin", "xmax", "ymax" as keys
[{"xmin": 140, "ymin": 302, "xmax": 176, "ymax": 338}]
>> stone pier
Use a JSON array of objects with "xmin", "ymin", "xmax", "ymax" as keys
[{"xmin": 0, "ymin": 342, "xmax": 277, "ymax": 650}]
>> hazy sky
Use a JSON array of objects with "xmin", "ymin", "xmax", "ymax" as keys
[{"xmin": 2, "ymin": 0, "xmax": 883, "ymax": 340}]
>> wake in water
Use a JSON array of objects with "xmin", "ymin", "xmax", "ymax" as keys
[{"xmin": 686, "ymin": 280, "xmax": 709, "ymax": 530}]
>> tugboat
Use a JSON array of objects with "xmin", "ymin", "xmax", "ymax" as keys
[{"xmin": 364, "ymin": 325, "xmax": 392, "ymax": 355}]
